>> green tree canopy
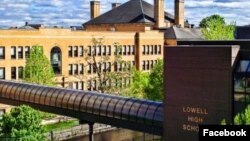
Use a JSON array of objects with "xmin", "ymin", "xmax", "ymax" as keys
[
  {"xmin": 200, "ymin": 15, "xmax": 235, "ymax": 40},
  {"xmin": 0, "ymin": 105, "xmax": 45, "ymax": 140},
  {"xmin": 122, "ymin": 68, "xmax": 149, "ymax": 99},
  {"xmin": 199, "ymin": 14, "xmax": 225, "ymax": 28},
  {"xmin": 145, "ymin": 60, "xmax": 163, "ymax": 101},
  {"xmin": 234, "ymin": 105, "xmax": 250, "ymax": 125},
  {"xmin": 24, "ymin": 45, "xmax": 55, "ymax": 86}
]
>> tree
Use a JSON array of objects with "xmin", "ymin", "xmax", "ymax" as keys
[
  {"xmin": 122, "ymin": 68, "xmax": 149, "ymax": 99},
  {"xmin": 74, "ymin": 38, "xmax": 132, "ymax": 94},
  {"xmin": 200, "ymin": 15, "xmax": 235, "ymax": 40},
  {"xmin": 199, "ymin": 14, "xmax": 225, "ymax": 28},
  {"xmin": 234, "ymin": 105, "xmax": 250, "ymax": 125},
  {"xmin": 145, "ymin": 60, "xmax": 163, "ymax": 101},
  {"xmin": 0, "ymin": 105, "xmax": 45, "ymax": 140},
  {"xmin": 24, "ymin": 45, "xmax": 55, "ymax": 86}
]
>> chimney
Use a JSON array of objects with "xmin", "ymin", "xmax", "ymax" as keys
[
  {"xmin": 154, "ymin": 0, "xmax": 165, "ymax": 29},
  {"xmin": 90, "ymin": 1, "xmax": 100, "ymax": 19},
  {"xmin": 112, "ymin": 3, "xmax": 121, "ymax": 9},
  {"xmin": 175, "ymin": 0, "xmax": 185, "ymax": 27}
]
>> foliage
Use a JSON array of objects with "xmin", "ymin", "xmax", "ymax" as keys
[
  {"xmin": 44, "ymin": 120, "xmax": 79, "ymax": 132},
  {"xmin": 77, "ymin": 38, "xmax": 132, "ymax": 94},
  {"xmin": 234, "ymin": 105, "xmax": 250, "ymax": 125},
  {"xmin": 0, "ymin": 105, "xmax": 45, "ymax": 141},
  {"xmin": 200, "ymin": 15, "xmax": 235, "ymax": 40},
  {"xmin": 122, "ymin": 68, "xmax": 149, "ymax": 99},
  {"xmin": 24, "ymin": 45, "xmax": 55, "ymax": 86},
  {"xmin": 199, "ymin": 14, "xmax": 225, "ymax": 28},
  {"xmin": 145, "ymin": 60, "xmax": 163, "ymax": 101}
]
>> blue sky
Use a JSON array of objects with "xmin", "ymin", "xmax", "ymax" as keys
[{"xmin": 0, "ymin": 0, "xmax": 249, "ymax": 28}]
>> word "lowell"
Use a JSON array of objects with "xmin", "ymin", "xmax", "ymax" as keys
[{"xmin": 183, "ymin": 107, "xmax": 208, "ymax": 115}]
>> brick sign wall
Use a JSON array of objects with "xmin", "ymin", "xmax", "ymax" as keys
[{"xmin": 164, "ymin": 46, "xmax": 236, "ymax": 141}]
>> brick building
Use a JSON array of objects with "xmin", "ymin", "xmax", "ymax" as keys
[{"xmin": 0, "ymin": 0, "xmax": 190, "ymax": 112}]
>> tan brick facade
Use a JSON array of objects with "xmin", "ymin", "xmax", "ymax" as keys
[{"xmin": 0, "ymin": 28, "xmax": 164, "ymax": 91}]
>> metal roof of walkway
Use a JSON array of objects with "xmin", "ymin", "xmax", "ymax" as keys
[{"xmin": 0, "ymin": 80, "xmax": 163, "ymax": 136}]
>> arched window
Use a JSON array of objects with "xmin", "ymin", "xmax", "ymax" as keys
[{"xmin": 51, "ymin": 47, "xmax": 61, "ymax": 74}]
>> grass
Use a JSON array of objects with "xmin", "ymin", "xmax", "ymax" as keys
[{"xmin": 44, "ymin": 120, "xmax": 79, "ymax": 132}]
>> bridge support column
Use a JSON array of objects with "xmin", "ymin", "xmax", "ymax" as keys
[
  {"xmin": 79, "ymin": 120, "xmax": 94, "ymax": 141},
  {"xmin": 88, "ymin": 122, "xmax": 94, "ymax": 141}
]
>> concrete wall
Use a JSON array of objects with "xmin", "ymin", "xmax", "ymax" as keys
[{"xmin": 164, "ymin": 46, "xmax": 236, "ymax": 141}]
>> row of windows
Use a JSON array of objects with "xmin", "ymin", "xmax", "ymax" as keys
[
  {"xmin": 68, "ymin": 46, "xmax": 84, "ymax": 57},
  {"xmin": 142, "ymin": 60, "xmax": 158, "ymax": 70},
  {"xmin": 0, "ymin": 66, "xmax": 24, "ymax": 80},
  {"xmin": 68, "ymin": 45, "xmax": 136, "ymax": 57},
  {"xmin": 68, "ymin": 64, "xmax": 84, "ymax": 75},
  {"xmin": 0, "ymin": 46, "xmax": 30, "ymax": 60},
  {"xmin": 87, "ymin": 78, "xmax": 132, "ymax": 91},
  {"xmin": 142, "ymin": 45, "xmax": 161, "ymax": 55},
  {"xmin": 114, "ymin": 45, "xmax": 135, "ymax": 56},
  {"xmin": 69, "ymin": 81, "xmax": 84, "ymax": 90},
  {"xmin": 87, "ymin": 62, "xmax": 112, "ymax": 74},
  {"xmin": 114, "ymin": 61, "xmax": 135, "ymax": 72}
]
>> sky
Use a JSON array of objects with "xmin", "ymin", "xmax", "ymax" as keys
[{"xmin": 0, "ymin": 0, "xmax": 249, "ymax": 28}]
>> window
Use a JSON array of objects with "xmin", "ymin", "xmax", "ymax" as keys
[
  {"xmin": 127, "ymin": 45, "xmax": 131, "ymax": 55},
  {"xmin": 11, "ymin": 67, "xmax": 16, "ymax": 80},
  {"xmin": 114, "ymin": 62, "xmax": 118, "ymax": 72},
  {"xmin": 107, "ymin": 62, "xmax": 111, "ymax": 72},
  {"xmin": 93, "ymin": 63, "xmax": 97, "ymax": 73},
  {"xmin": 151, "ymin": 60, "xmax": 154, "ymax": 69},
  {"xmin": 79, "ymin": 81, "xmax": 84, "ymax": 90},
  {"xmin": 88, "ymin": 46, "xmax": 91, "ymax": 56},
  {"xmin": 0, "ymin": 68, "xmax": 5, "ymax": 79},
  {"xmin": 0, "ymin": 47, "xmax": 5, "ymax": 59},
  {"xmin": 68, "ymin": 46, "xmax": 73, "ymax": 57},
  {"xmin": 79, "ymin": 64, "xmax": 84, "ymax": 75},
  {"xmin": 158, "ymin": 45, "xmax": 161, "ymax": 54},
  {"xmin": 68, "ymin": 64, "xmax": 73, "ymax": 75},
  {"xmin": 74, "ymin": 64, "xmax": 78, "ymax": 75},
  {"xmin": 142, "ymin": 61, "xmax": 146, "ymax": 70},
  {"xmin": 73, "ymin": 82, "xmax": 78, "ymax": 89},
  {"xmin": 102, "ymin": 46, "xmax": 106, "ymax": 56},
  {"xmin": 147, "ymin": 45, "xmax": 150, "ymax": 55},
  {"xmin": 154, "ymin": 45, "xmax": 158, "ymax": 54},
  {"xmin": 88, "ymin": 63, "xmax": 91, "ymax": 74},
  {"xmin": 143, "ymin": 45, "xmax": 146, "ymax": 55},
  {"xmin": 25, "ymin": 46, "xmax": 30, "ymax": 58},
  {"xmin": 123, "ymin": 45, "xmax": 126, "ymax": 55},
  {"xmin": 97, "ymin": 46, "xmax": 101, "ymax": 56},
  {"xmin": 74, "ymin": 46, "xmax": 78, "ymax": 57},
  {"xmin": 151, "ymin": 45, "xmax": 154, "ymax": 54},
  {"xmin": 93, "ymin": 80, "xmax": 96, "ymax": 90},
  {"xmin": 11, "ymin": 46, "xmax": 16, "ymax": 59},
  {"xmin": 92, "ymin": 46, "xmax": 96, "ymax": 56},
  {"xmin": 118, "ymin": 63, "xmax": 122, "ymax": 71},
  {"xmin": 51, "ymin": 47, "xmax": 61, "ymax": 74},
  {"xmin": 79, "ymin": 46, "xmax": 83, "ymax": 57},
  {"xmin": 108, "ymin": 45, "xmax": 111, "ymax": 55},
  {"xmin": 18, "ymin": 46, "xmax": 23, "ymax": 59},
  {"xmin": 87, "ymin": 80, "xmax": 91, "ymax": 91},
  {"xmin": 114, "ymin": 45, "xmax": 118, "ymax": 55},
  {"xmin": 145, "ymin": 61, "xmax": 149, "ymax": 70},
  {"xmin": 18, "ymin": 67, "xmax": 24, "ymax": 79},
  {"xmin": 132, "ymin": 45, "xmax": 135, "ymax": 55},
  {"xmin": 103, "ymin": 62, "xmax": 106, "ymax": 72}
]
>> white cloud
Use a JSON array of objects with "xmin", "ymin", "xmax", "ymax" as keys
[{"xmin": 0, "ymin": 0, "xmax": 249, "ymax": 28}]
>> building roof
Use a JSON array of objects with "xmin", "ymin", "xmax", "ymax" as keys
[
  {"xmin": 235, "ymin": 26, "xmax": 250, "ymax": 39},
  {"xmin": 83, "ymin": 0, "xmax": 174, "ymax": 26},
  {"xmin": 164, "ymin": 26, "xmax": 203, "ymax": 40}
]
